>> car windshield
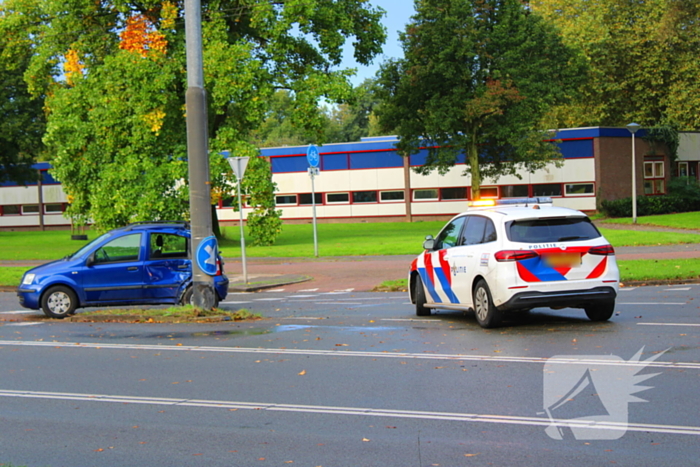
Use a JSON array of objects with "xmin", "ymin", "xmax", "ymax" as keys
[
  {"xmin": 65, "ymin": 232, "xmax": 113, "ymax": 260},
  {"xmin": 507, "ymin": 217, "xmax": 601, "ymax": 243}
]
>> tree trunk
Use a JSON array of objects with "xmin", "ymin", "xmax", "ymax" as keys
[{"xmin": 466, "ymin": 127, "xmax": 481, "ymax": 200}]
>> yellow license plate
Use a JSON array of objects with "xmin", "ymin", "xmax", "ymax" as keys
[{"xmin": 544, "ymin": 252, "xmax": 581, "ymax": 268}]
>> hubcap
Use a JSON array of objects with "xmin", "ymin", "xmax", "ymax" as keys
[
  {"xmin": 474, "ymin": 287, "xmax": 489, "ymax": 321},
  {"xmin": 48, "ymin": 292, "xmax": 70, "ymax": 314}
]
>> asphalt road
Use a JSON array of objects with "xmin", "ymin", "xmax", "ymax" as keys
[{"xmin": 0, "ymin": 286, "xmax": 698, "ymax": 467}]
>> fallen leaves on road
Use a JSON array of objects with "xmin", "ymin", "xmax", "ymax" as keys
[{"xmin": 298, "ymin": 370, "xmax": 307, "ymax": 376}]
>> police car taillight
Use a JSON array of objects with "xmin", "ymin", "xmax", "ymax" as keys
[
  {"xmin": 589, "ymin": 244, "xmax": 615, "ymax": 256},
  {"xmin": 494, "ymin": 250, "xmax": 539, "ymax": 262}
]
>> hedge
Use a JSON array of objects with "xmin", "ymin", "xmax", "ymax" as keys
[{"xmin": 600, "ymin": 195, "xmax": 700, "ymax": 217}]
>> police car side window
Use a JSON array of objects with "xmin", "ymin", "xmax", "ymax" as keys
[
  {"xmin": 435, "ymin": 216, "xmax": 466, "ymax": 250},
  {"xmin": 462, "ymin": 216, "xmax": 487, "ymax": 245},
  {"xmin": 483, "ymin": 218, "xmax": 497, "ymax": 243}
]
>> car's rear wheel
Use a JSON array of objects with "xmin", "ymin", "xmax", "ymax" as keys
[
  {"xmin": 41, "ymin": 286, "xmax": 77, "ymax": 319},
  {"xmin": 473, "ymin": 279, "xmax": 502, "ymax": 328},
  {"xmin": 584, "ymin": 300, "xmax": 615, "ymax": 322},
  {"xmin": 414, "ymin": 275, "xmax": 431, "ymax": 316}
]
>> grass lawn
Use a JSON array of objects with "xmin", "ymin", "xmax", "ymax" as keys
[
  {"xmin": 600, "ymin": 211, "xmax": 700, "ymax": 230},
  {"xmin": 2, "ymin": 221, "xmax": 698, "ymax": 261},
  {"xmin": 217, "ymin": 223, "xmax": 700, "ymax": 257}
]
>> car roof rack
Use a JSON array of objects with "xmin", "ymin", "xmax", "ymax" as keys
[{"xmin": 123, "ymin": 221, "xmax": 190, "ymax": 231}]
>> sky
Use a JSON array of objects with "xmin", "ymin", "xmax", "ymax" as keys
[{"xmin": 338, "ymin": 0, "xmax": 417, "ymax": 86}]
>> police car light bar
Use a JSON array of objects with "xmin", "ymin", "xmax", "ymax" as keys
[{"xmin": 468, "ymin": 197, "xmax": 553, "ymax": 208}]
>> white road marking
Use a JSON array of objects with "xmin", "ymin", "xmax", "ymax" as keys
[
  {"xmin": 282, "ymin": 317, "xmax": 326, "ymax": 320},
  {"xmin": 664, "ymin": 287, "xmax": 692, "ymax": 291},
  {"xmin": 297, "ymin": 289, "xmax": 319, "ymax": 292},
  {"xmin": 314, "ymin": 300, "xmax": 367, "ymax": 306},
  {"xmin": 638, "ymin": 323, "xmax": 700, "ymax": 327},
  {"xmin": 618, "ymin": 302, "xmax": 686, "ymax": 306},
  {"xmin": 266, "ymin": 289, "xmax": 286, "ymax": 293},
  {"xmin": 220, "ymin": 301, "xmax": 252, "ymax": 305},
  {"xmin": 2, "ymin": 323, "xmax": 43, "ymax": 326},
  {"xmin": 619, "ymin": 288, "xmax": 638, "ymax": 291},
  {"xmin": 0, "ymin": 310, "xmax": 38, "ymax": 314},
  {"xmin": 0, "ymin": 340, "xmax": 696, "ymax": 369},
  {"xmin": 0, "ymin": 389, "xmax": 697, "ymax": 436},
  {"xmin": 381, "ymin": 319, "xmax": 436, "ymax": 322},
  {"xmin": 253, "ymin": 298, "xmax": 285, "ymax": 301},
  {"xmin": 289, "ymin": 295, "xmax": 319, "ymax": 298}
]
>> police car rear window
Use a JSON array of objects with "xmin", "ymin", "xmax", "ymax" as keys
[{"xmin": 506, "ymin": 217, "xmax": 601, "ymax": 243}]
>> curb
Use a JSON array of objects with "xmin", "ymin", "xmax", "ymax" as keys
[{"xmin": 227, "ymin": 275, "xmax": 312, "ymax": 292}]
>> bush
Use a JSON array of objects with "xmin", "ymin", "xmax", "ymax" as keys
[
  {"xmin": 667, "ymin": 176, "xmax": 700, "ymax": 198},
  {"xmin": 600, "ymin": 190, "xmax": 700, "ymax": 218}
]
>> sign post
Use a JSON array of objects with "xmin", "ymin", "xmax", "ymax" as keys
[
  {"xmin": 307, "ymin": 144, "xmax": 320, "ymax": 258},
  {"xmin": 228, "ymin": 156, "xmax": 250, "ymax": 283}
]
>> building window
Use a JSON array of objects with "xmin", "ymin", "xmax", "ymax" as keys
[
  {"xmin": 565, "ymin": 183, "xmax": 594, "ymax": 196},
  {"xmin": 326, "ymin": 192, "xmax": 349, "ymax": 203},
  {"xmin": 501, "ymin": 185, "xmax": 529, "ymax": 198},
  {"xmin": 380, "ymin": 190, "xmax": 404, "ymax": 202},
  {"xmin": 413, "ymin": 189, "xmax": 438, "ymax": 201},
  {"xmin": 45, "ymin": 204, "xmax": 64, "ymax": 214},
  {"xmin": 299, "ymin": 193, "xmax": 323, "ymax": 205},
  {"xmin": 644, "ymin": 160, "xmax": 665, "ymax": 195},
  {"xmin": 220, "ymin": 196, "xmax": 235, "ymax": 208},
  {"xmin": 441, "ymin": 187, "xmax": 467, "ymax": 200},
  {"xmin": 532, "ymin": 183, "xmax": 562, "ymax": 197},
  {"xmin": 2, "ymin": 205, "xmax": 21, "ymax": 215},
  {"xmin": 275, "ymin": 195, "xmax": 298, "ymax": 205},
  {"xmin": 678, "ymin": 162, "xmax": 689, "ymax": 178},
  {"xmin": 479, "ymin": 187, "xmax": 498, "ymax": 198},
  {"xmin": 352, "ymin": 191, "xmax": 378, "ymax": 203},
  {"xmin": 22, "ymin": 205, "xmax": 40, "ymax": 214}
]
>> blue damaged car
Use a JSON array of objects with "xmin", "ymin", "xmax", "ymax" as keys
[{"xmin": 17, "ymin": 222, "xmax": 229, "ymax": 318}]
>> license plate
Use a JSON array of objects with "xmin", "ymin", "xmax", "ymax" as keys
[{"xmin": 544, "ymin": 252, "xmax": 581, "ymax": 268}]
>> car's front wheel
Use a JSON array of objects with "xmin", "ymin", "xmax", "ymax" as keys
[
  {"xmin": 473, "ymin": 279, "xmax": 502, "ymax": 328},
  {"xmin": 181, "ymin": 286, "xmax": 220, "ymax": 308},
  {"xmin": 41, "ymin": 286, "xmax": 78, "ymax": 319},
  {"xmin": 584, "ymin": 300, "xmax": 615, "ymax": 322},
  {"xmin": 414, "ymin": 275, "xmax": 431, "ymax": 316}
]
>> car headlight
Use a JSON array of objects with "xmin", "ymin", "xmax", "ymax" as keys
[{"xmin": 22, "ymin": 274, "xmax": 36, "ymax": 285}]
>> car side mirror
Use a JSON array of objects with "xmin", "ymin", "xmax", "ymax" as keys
[
  {"xmin": 423, "ymin": 235, "xmax": 435, "ymax": 251},
  {"xmin": 86, "ymin": 253, "xmax": 95, "ymax": 268}
]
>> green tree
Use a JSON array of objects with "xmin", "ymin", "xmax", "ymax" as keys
[
  {"xmin": 325, "ymin": 78, "xmax": 386, "ymax": 142},
  {"xmin": 5, "ymin": 0, "xmax": 386, "ymax": 240},
  {"xmin": 0, "ymin": 3, "xmax": 45, "ymax": 184},
  {"xmin": 376, "ymin": 0, "xmax": 587, "ymax": 199},
  {"xmin": 532, "ymin": 0, "xmax": 700, "ymax": 130}
]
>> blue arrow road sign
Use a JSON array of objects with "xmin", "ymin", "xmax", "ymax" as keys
[
  {"xmin": 307, "ymin": 144, "xmax": 320, "ymax": 168},
  {"xmin": 196, "ymin": 236, "xmax": 219, "ymax": 276}
]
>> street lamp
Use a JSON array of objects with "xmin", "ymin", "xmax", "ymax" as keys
[{"xmin": 626, "ymin": 123, "xmax": 641, "ymax": 224}]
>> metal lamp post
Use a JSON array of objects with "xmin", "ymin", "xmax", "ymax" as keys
[{"xmin": 626, "ymin": 123, "xmax": 641, "ymax": 224}]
